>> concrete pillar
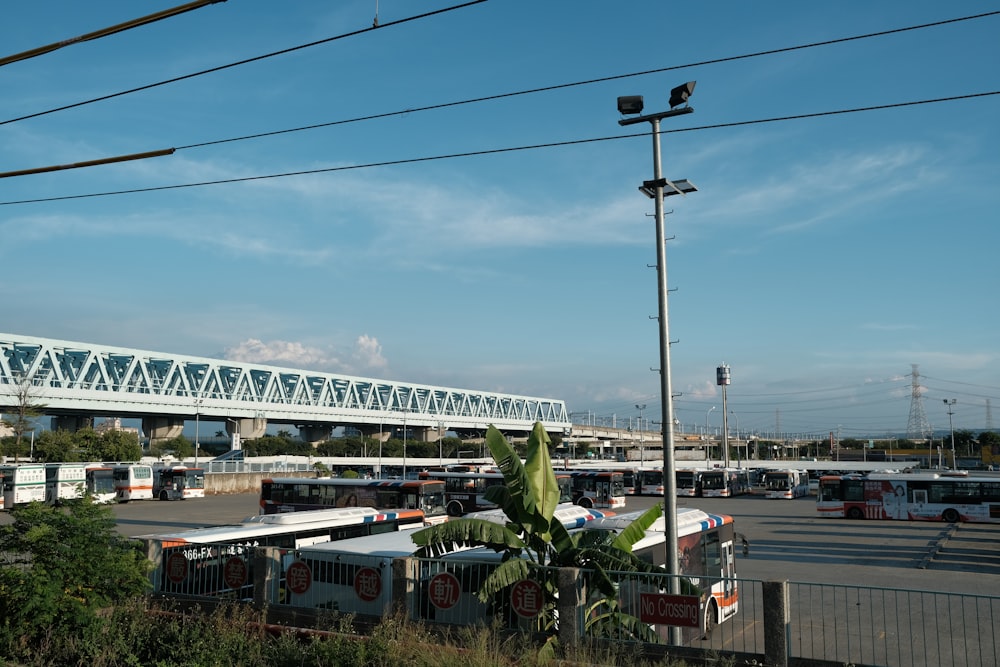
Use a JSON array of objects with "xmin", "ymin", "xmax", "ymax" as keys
[
  {"xmin": 238, "ymin": 416, "xmax": 267, "ymax": 439},
  {"xmin": 253, "ymin": 547, "xmax": 281, "ymax": 610},
  {"xmin": 298, "ymin": 424, "xmax": 331, "ymax": 445},
  {"xmin": 762, "ymin": 579, "xmax": 790, "ymax": 667},
  {"xmin": 392, "ymin": 557, "xmax": 419, "ymax": 619},
  {"xmin": 50, "ymin": 415, "xmax": 94, "ymax": 432},
  {"xmin": 557, "ymin": 567, "xmax": 583, "ymax": 647},
  {"xmin": 142, "ymin": 416, "xmax": 184, "ymax": 443}
]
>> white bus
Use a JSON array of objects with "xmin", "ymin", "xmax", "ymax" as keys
[
  {"xmin": 146, "ymin": 507, "xmax": 428, "ymax": 599},
  {"xmin": 85, "ymin": 464, "xmax": 117, "ymax": 504},
  {"xmin": 699, "ymin": 469, "xmax": 752, "ymax": 498},
  {"xmin": 152, "ymin": 466, "xmax": 206, "ymax": 501},
  {"xmin": 762, "ymin": 469, "xmax": 809, "ymax": 499},
  {"xmin": 634, "ymin": 469, "xmax": 665, "ymax": 496},
  {"xmin": 45, "ymin": 463, "xmax": 86, "ymax": 504},
  {"xmin": 817, "ymin": 471, "xmax": 1000, "ymax": 523},
  {"xmin": 113, "ymin": 463, "xmax": 154, "ymax": 502},
  {"xmin": 676, "ymin": 468, "xmax": 705, "ymax": 497},
  {"xmin": 1, "ymin": 463, "xmax": 47, "ymax": 508}
]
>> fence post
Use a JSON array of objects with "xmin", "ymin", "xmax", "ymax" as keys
[
  {"xmin": 557, "ymin": 567, "xmax": 583, "ymax": 647},
  {"xmin": 253, "ymin": 547, "xmax": 280, "ymax": 610},
  {"xmin": 762, "ymin": 579, "xmax": 790, "ymax": 667},
  {"xmin": 392, "ymin": 557, "xmax": 418, "ymax": 619}
]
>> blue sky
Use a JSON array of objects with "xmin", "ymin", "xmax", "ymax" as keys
[{"xmin": 2, "ymin": 1, "xmax": 998, "ymax": 439}]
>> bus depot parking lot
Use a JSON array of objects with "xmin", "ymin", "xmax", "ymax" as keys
[{"xmin": 105, "ymin": 491, "xmax": 1000, "ymax": 594}]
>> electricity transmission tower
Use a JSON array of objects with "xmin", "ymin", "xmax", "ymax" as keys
[{"xmin": 905, "ymin": 364, "xmax": 931, "ymax": 440}]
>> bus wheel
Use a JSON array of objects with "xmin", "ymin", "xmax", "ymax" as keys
[
  {"xmin": 578, "ymin": 498, "xmax": 593, "ymax": 509},
  {"xmin": 846, "ymin": 507, "xmax": 865, "ymax": 520},
  {"xmin": 702, "ymin": 600, "xmax": 717, "ymax": 639},
  {"xmin": 447, "ymin": 501, "xmax": 464, "ymax": 517},
  {"xmin": 942, "ymin": 508, "xmax": 960, "ymax": 523},
  {"xmin": 159, "ymin": 490, "xmax": 169, "ymax": 501}
]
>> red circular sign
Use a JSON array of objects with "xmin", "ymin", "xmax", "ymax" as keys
[
  {"xmin": 165, "ymin": 552, "xmax": 188, "ymax": 584},
  {"xmin": 427, "ymin": 572, "xmax": 461, "ymax": 610},
  {"xmin": 223, "ymin": 556, "xmax": 248, "ymax": 589},
  {"xmin": 353, "ymin": 566, "xmax": 382, "ymax": 601},
  {"xmin": 285, "ymin": 561, "xmax": 312, "ymax": 596},
  {"xmin": 511, "ymin": 579, "xmax": 544, "ymax": 618}
]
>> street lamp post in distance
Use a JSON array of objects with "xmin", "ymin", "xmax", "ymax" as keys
[
  {"xmin": 943, "ymin": 399, "xmax": 957, "ymax": 468},
  {"xmin": 617, "ymin": 81, "xmax": 698, "ymax": 623},
  {"xmin": 635, "ymin": 403, "xmax": 646, "ymax": 466}
]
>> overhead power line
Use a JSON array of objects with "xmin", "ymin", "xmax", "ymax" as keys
[
  {"xmin": 0, "ymin": 0, "xmax": 488, "ymax": 127},
  {"xmin": 2, "ymin": 10, "xmax": 995, "ymax": 182},
  {"xmin": 0, "ymin": 0, "xmax": 228, "ymax": 68},
  {"xmin": 1, "ymin": 90, "xmax": 996, "ymax": 206}
]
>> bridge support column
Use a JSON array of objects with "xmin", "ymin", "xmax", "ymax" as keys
[
  {"xmin": 230, "ymin": 417, "xmax": 266, "ymax": 440},
  {"xmin": 50, "ymin": 415, "xmax": 94, "ymax": 432},
  {"xmin": 299, "ymin": 424, "xmax": 332, "ymax": 445},
  {"xmin": 142, "ymin": 416, "xmax": 184, "ymax": 444}
]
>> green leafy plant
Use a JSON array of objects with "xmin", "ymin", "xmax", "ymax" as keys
[{"xmin": 411, "ymin": 422, "xmax": 673, "ymax": 658}]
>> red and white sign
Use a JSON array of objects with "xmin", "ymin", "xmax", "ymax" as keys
[
  {"xmin": 427, "ymin": 572, "xmax": 461, "ymax": 610},
  {"xmin": 510, "ymin": 579, "xmax": 544, "ymax": 618},
  {"xmin": 354, "ymin": 566, "xmax": 382, "ymax": 602},
  {"xmin": 165, "ymin": 552, "xmax": 188, "ymax": 584},
  {"xmin": 285, "ymin": 561, "xmax": 312, "ymax": 596},
  {"xmin": 639, "ymin": 593, "xmax": 701, "ymax": 628},
  {"xmin": 223, "ymin": 556, "xmax": 248, "ymax": 589}
]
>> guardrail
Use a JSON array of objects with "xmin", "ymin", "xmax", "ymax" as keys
[{"xmin": 144, "ymin": 541, "xmax": 999, "ymax": 666}]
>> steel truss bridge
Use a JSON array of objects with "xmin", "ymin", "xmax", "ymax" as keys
[{"xmin": 0, "ymin": 333, "xmax": 571, "ymax": 443}]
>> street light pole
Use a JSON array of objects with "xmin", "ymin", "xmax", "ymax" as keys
[
  {"xmin": 193, "ymin": 398, "xmax": 203, "ymax": 467},
  {"xmin": 636, "ymin": 403, "xmax": 646, "ymax": 467},
  {"xmin": 943, "ymin": 399, "xmax": 957, "ymax": 468},
  {"xmin": 618, "ymin": 82, "xmax": 697, "ymax": 623},
  {"xmin": 706, "ymin": 405, "xmax": 716, "ymax": 458}
]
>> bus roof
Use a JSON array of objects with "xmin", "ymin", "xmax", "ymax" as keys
[
  {"xmin": 466, "ymin": 503, "xmax": 613, "ymax": 529},
  {"xmin": 585, "ymin": 507, "xmax": 733, "ymax": 538},
  {"xmin": 141, "ymin": 507, "xmax": 423, "ymax": 544},
  {"xmin": 298, "ymin": 526, "xmax": 421, "ymax": 558},
  {"xmin": 262, "ymin": 477, "xmax": 440, "ymax": 487}
]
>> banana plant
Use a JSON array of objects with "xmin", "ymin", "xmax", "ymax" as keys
[{"xmin": 410, "ymin": 422, "xmax": 682, "ymax": 654}]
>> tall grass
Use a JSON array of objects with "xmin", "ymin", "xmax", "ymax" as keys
[{"xmin": 0, "ymin": 597, "xmax": 727, "ymax": 667}]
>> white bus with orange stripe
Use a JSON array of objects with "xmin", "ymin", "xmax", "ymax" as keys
[{"xmin": 113, "ymin": 463, "xmax": 154, "ymax": 502}]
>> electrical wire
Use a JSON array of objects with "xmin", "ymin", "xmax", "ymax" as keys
[
  {"xmin": 0, "ymin": 0, "xmax": 488, "ymax": 127},
  {"xmin": 0, "ymin": 0, "xmax": 227, "ymax": 68},
  {"xmin": 2, "ymin": 90, "xmax": 996, "ymax": 206}
]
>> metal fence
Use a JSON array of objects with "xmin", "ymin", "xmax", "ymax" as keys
[
  {"xmin": 146, "ymin": 542, "xmax": 1000, "ymax": 667},
  {"xmin": 787, "ymin": 582, "xmax": 999, "ymax": 667}
]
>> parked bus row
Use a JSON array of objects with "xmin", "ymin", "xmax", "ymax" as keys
[
  {"xmin": 417, "ymin": 470, "xmax": 574, "ymax": 516},
  {"xmin": 0, "ymin": 462, "xmax": 204, "ymax": 509},
  {"xmin": 817, "ymin": 470, "xmax": 1000, "ymax": 523}
]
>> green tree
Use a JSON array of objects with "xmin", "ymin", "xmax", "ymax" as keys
[
  {"xmin": 99, "ymin": 429, "xmax": 143, "ymax": 461},
  {"xmin": 411, "ymin": 422, "xmax": 666, "ymax": 657},
  {"xmin": 1, "ymin": 371, "xmax": 46, "ymax": 461},
  {"xmin": 33, "ymin": 428, "xmax": 78, "ymax": 462},
  {"xmin": 0, "ymin": 498, "xmax": 150, "ymax": 660}
]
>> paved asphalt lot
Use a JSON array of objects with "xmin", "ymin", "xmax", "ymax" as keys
[{"xmin": 100, "ymin": 490, "xmax": 1000, "ymax": 596}]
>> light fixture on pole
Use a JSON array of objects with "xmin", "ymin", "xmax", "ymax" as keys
[
  {"xmin": 618, "ymin": 81, "xmax": 698, "ymax": 620},
  {"xmin": 943, "ymin": 399, "xmax": 957, "ymax": 468},
  {"xmin": 717, "ymin": 364, "xmax": 731, "ymax": 468}
]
